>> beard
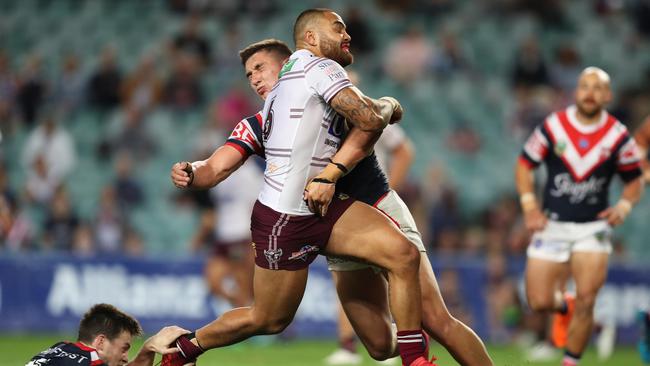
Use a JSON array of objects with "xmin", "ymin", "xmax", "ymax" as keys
[
  {"xmin": 321, "ymin": 37, "xmax": 353, "ymax": 67},
  {"xmin": 576, "ymin": 100, "xmax": 602, "ymax": 118}
]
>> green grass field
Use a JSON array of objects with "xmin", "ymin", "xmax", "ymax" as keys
[{"xmin": 4, "ymin": 334, "xmax": 643, "ymax": 366}]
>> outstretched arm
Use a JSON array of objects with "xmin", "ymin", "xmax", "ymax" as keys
[
  {"xmin": 127, "ymin": 326, "xmax": 192, "ymax": 366},
  {"xmin": 171, "ymin": 145, "xmax": 246, "ymax": 190}
]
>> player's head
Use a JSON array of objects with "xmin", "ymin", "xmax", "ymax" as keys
[
  {"xmin": 77, "ymin": 304, "xmax": 142, "ymax": 366},
  {"xmin": 575, "ymin": 67, "xmax": 612, "ymax": 118},
  {"xmin": 293, "ymin": 8, "xmax": 353, "ymax": 67},
  {"xmin": 239, "ymin": 39, "xmax": 292, "ymax": 100}
]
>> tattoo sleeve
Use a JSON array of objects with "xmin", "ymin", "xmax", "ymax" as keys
[{"xmin": 329, "ymin": 87, "xmax": 391, "ymax": 132}]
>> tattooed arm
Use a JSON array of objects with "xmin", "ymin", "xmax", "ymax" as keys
[{"xmin": 330, "ymin": 87, "xmax": 402, "ymax": 132}]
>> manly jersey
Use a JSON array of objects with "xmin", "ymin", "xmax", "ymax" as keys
[
  {"xmin": 520, "ymin": 105, "xmax": 641, "ymax": 222},
  {"xmin": 26, "ymin": 342, "xmax": 104, "ymax": 366},
  {"xmin": 259, "ymin": 49, "xmax": 354, "ymax": 215},
  {"xmin": 226, "ymin": 116, "xmax": 389, "ymax": 209}
]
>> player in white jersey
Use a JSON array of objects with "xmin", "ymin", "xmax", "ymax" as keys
[
  {"xmin": 515, "ymin": 67, "xmax": 643, "ymax": 366},
  {"xmin": 172, "ymin": 38, "xmax": 492, "ymax": 366},
  {"xmin": 166, "ymin": 9, "xmax": 436, "ymax": 366}
]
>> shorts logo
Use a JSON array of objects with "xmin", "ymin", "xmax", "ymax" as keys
[
  {"xmin": 337, "ymin": 193, "xmax": 349, "ymax": 200},
  {"xmin": 263, "ymin": 248, "xmax": 283, "ymax": 265},
  {"xmin": 288, "ymin": 245, "xmax": 319, "ymax": 261}
]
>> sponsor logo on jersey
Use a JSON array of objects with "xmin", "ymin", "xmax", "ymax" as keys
[
  {"xmin": 337, "ymin": 193, "xmax": 349, "ymax": 200},
  {"xmin": 278, "ymin": 59, "xmax": 297, "ymax": 78},
  {"xmin": 263, "ymin": 248, "xmax": 283, "ymax": 265},
  {"xmin": 549, "ymin": 173, "xmax": 607, "ymax": 204},
  {"xmin": 288, "ymin": 245, "xmax": 319, "ymax": 261},
  {"xmin": 554, "ymin": 140, "xmax": 567, "ymax": 157}
]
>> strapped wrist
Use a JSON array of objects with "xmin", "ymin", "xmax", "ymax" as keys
[
  {"xmin": 311, "ymin": 177, "xmax": 334, "ymax": 184},
  {"xmin": 520, "ymin": 192, "xmax": 537, "ymax": 212}
]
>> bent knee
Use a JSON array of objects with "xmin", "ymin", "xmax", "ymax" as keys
[
  {"xmin": 365, "ymin": 337, "xmax": 395, "ymax": 361},
  {"xmin": 390, "ymin": 238, "xmax": 420, "ymax": 271},
  {"xmin": 527, "ymin": 295, "xmax": 555, "ymax": 312},
  {"xmin": 252, "ymin": 313, "xmax": 293, "ymax": 335}
]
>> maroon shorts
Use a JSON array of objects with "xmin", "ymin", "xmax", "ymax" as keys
[{"xmin": 251, "ymin": 196, "xmax": 355, "ymax": 270}]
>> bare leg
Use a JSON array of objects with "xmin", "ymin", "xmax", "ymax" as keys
[
  {"xmin": 333, "ymin": 268, "xmax": 395, "ymax": 361},
  {"xmin": 567, "ymin": 252, "xmax": 609, "ymax": 354},
  {"xmin": 418, "ymin": 256, "xmax": 493, "ymax": 366},
  {"xmin": 196, "ymin": 266, "xmax": 308, "ymax": 348},
  {"xmin": 525, "ymin": 258, "xmax": 569, "ymax": 312},
  {"xmin": 326, "ymin": 202, "xmax": 422, "ymax": 332}
]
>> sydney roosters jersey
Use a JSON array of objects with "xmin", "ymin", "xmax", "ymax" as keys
[
  {"xmin": 520, "ymin": 105, "xmax": 641, "ymax": 222},
  {"xmin": 26, "ymin": 341, "xmax": 105, "ymax": 366}
]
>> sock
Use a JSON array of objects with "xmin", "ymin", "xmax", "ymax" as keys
[
  {"xmin": 558, "ymin": 299, "xmax": 568, "ymax": 315},
  {"xmin": 176, "ymin": 332, "xmax": 205, "ymax": 360},
  {"xmin": 562, "ymin": 350, "xmax": 581, "ymax": 366},
  {"xmin": 397, "ymin": 330, "xmax": 425, "ymax": 366},
  {"xmin": 340, "ymin": 335, "xmax": 357, "ymax": 353}
]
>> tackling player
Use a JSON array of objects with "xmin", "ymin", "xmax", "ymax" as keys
[
  {"xmin": 515, "ymin": 67, "xmax": 643, "ymax": 366},
  {"xmin": 167, "ymin": 9, "xmax": 436, "ymax": 366}
]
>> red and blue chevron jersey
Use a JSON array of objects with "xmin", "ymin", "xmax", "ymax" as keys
[
  {"xmin": 26, "ymin": 341, "xmax": 105, "ymax": 366},
  {"xmin": 520, "ymin": 105, "xmax": 641, "ymax": 222}
]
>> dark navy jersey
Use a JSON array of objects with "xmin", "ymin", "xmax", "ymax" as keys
[
  {"xmin": 520, "ymin": 106, "xmax": 641, "ymax": 222},
  {"xmin": 26, "ymin": 342, "xmax": 104, "ymax": 366},
  {"xmin": 226, "ymin": 112, "xmax": 390, "ymax": 206}
]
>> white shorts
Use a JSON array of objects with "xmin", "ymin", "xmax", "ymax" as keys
[
  {"xmin": 327, "ymin": 190, "xmax": 426, "ymax": 271},
  {"xmin": 526, "ymin": 220, "xmax": 613, "ymax": 263}
]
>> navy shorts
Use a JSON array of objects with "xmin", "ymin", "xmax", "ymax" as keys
[{"xmin": 250, "ymin": 196, "xmax": 355, "ymax": 270}]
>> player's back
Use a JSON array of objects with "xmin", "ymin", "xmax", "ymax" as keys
[
  {"xmin": 26, "ymin": 341, "xmax": 104, "ymax": 366},
  {"xmin": 259, "ymin": 49, "xmax": 352, "ymax": 215}
]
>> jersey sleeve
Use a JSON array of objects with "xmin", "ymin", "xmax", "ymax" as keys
[
  {"xmin": 225, "ymin": 114, "xmax": 264, "ymax": 158},
  {"xmin": 304, "ymin": 58, "xmax": 354, "ymax": 103},
  {"xmin": 615, "ymin": 134, "xmax": 642, "ymax": 182},
  {"xmin": 519, "ymin": 124, "xmax": 550, "ymax": 168}
]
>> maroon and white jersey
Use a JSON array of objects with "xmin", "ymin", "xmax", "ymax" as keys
[
  {"xmin": 258, "ymin": 49, "xmax": 353, "ymax": 215},
  {"xmin": 520, "ymin": 105, "xmax": 641, "ymax": 222}
]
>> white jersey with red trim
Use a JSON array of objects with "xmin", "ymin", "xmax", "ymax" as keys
[
  {"xmin": 257, "ymin": 49, "xmax": 353, "ymax": 215},
  {"xmin": 520, "ymin": 105, "xmax": 641, "ymax": 222}
]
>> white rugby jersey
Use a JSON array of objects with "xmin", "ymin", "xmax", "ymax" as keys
[{"xmin": 258, "ymin": 49, "xmax": 354, "ymax": 215}]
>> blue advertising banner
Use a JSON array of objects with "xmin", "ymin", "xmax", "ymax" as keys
[{"xmin": 0, "ymin": 254, "xmax": 649, "ymax": 343}]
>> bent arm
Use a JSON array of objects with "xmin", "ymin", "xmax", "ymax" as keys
[
  {"xmin": 190, "ymin": 145, "xmax": 247, "ymax": 189},
  {"xmin": 329, "ymin": 87, "xmax": 395, "ymax": 132}
]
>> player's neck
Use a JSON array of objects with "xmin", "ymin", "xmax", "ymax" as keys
[
  {"xmin": 296, "ymin": 43, "xmax": 323, "ymax": 58},
  {"xmin": 575, "ymin": 109, "xmax": 602, "ymax": 125}
]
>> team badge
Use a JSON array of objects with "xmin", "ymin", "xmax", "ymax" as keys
[
  {"xmin": 263, "ymin": 248, "xmax": 283, "ymax": 265},
  {"xmin": 278, "ymin": 58, "xmax": 297, "ymax": 78},
  {"xmin": 288, "ymin": 245, "xmax": 319, "ymax": 261},
  {"xmin": 578, "ymin": 138, "xmax": 589, "ymax": 149},
  {"xmin": 554, "ymin": 141, "xmax": 566, "ymax": 157},
  {"xmin": 338, "ymin": 193, "xmax": 350, "ymax": 200}
]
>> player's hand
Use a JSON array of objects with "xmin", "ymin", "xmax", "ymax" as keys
[
  {"xmin": 597, "ymin": 199, "xmax": 632, "ymax": 227},
  {"xmin": 143, "ymin": 326, "xmax": 191, "ymax": 355},
  {"xmin": 171, "ymin": 162, "xmax": 194, "ymax": 188},
  {"xmin": 381, "ymin": 96, "xmax": 403, "ymax": 124},
  {"xmin": 523, "ymin": 207, "xmax": 547, "ymax": 232},
  {"xmin": 303, "ymin": 178, "xmax": 335, "ymax": 217}
]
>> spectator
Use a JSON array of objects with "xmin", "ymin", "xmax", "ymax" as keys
[
  {"xmin": 549, "ymin": 44, "xmax": 581, "ymax": 95},
  {"xmin": 15, "ymin": 54, "xmax": 46, "ymax": 126},
  {"xmin": 113, "ymin": 151, "xmax": 145, "ymax": 211},
  {"xmin": 94, "ymin": 186, "xmax": 125, "ymax": 254},
  {"xmin": 512, "ymin": 36, "xmax": 549, "ymax": 88},
  {"xmin": 54, "ymin": 54, "xmax": 85, "ymax": 117},
  {"xmin": 343, "ymin": 7, "xmax": 374, "ymax": 56},
  {"xmin": 88, "ymin": 46, "xmax": 122, "ymax": 110},
  {"xmin": 212, "ymin": 85, "xmax": 255, "ymax": 131},
  {"xmin": 71, "ymin": 222, "xmax": 95, "ymax": 257},
  {"xmin": 432, "ymin": 30, "xmax": 468, "ymax": 76},
  {"xmin": 101, "ymin": 105, "xmax": 157, "ymax": 161},
  {"xmin": 172, "ymin": 15, "xmax": 211, "ymax": 66},
  {"xmin": 0, "ymin": 51, "xmax": 17, "ymax": 128},
  {"xmin": 22, "ymin": 113, "xmax": 76, "ymax": 182},
  {"xmin": 0, "ymin": 193, "xmax": 33, "ymax": 251},
  {"xmin": 164, "ymin": 52, "xmax": 203, "ymax": 110},
  {"xmin": 25, "ymin": 154, "xmax": 60, "ymax": 205},
  {"xmin": 42, "ymin": 187, "xmax": 79, "ymax": 251},
  {"xmin": 121, "ymin": 54, "xmax": 163, "ymax": 112},
  {"xmin": 214, "ymin": 21, "xmax": 243, "ymax": 71},
  {"xmin": 446, "ymin": 124, "xmax": 482, "ymax": 155},
  {"xmin": 383, "ymin": 26, "xmax": 434, "ymax": 86},
  {"xmin": 123, "ymin": 227, "xmax": 145, "ymax": 256}
]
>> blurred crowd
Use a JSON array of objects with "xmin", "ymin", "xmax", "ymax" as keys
[{"xmin": 1, "ymin": 0, "xmax": 650, "ymax": 344}]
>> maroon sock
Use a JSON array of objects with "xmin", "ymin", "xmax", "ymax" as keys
[
  {"xmin": 340, "ymin": 335, "xmax": 357, "ymax": 353},
  {"xmin": 397, "ymin": 330, "xmax": 425, "ymax": 366},
  {"xmin": 176, "ymin": 332, "xmax": 204, "ymax": 360}
]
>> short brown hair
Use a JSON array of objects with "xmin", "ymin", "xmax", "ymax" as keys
[
  {"xmin": 77, "ymin": 304, "xmax": 142, "ymax": 343},
  {"xmin": 238, "ymin": 39, "xmax": 292, "ymax": 66}
]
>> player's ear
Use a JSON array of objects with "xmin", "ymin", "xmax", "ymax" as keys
[
  {"xmin": 92, "ymin": 334, "xmax": 107, "ymax": 352},
  {"xmin": 305, "ymin": 30, "xmax": 318, "ymax": 47}
]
